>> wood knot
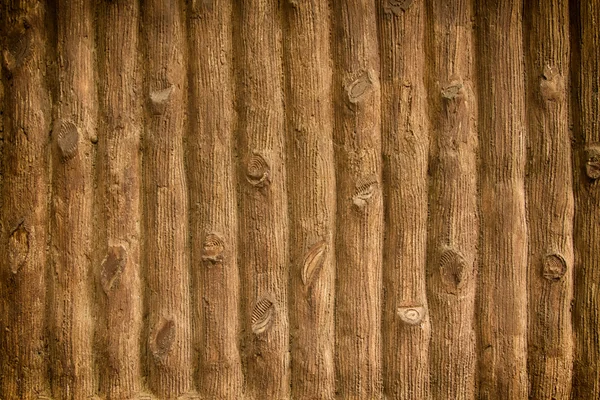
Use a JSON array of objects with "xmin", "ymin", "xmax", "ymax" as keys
[
  {"xmin": 301, "ymin": 240, "xmax": 328, "ymax": 288},
  {"xmin": 352, "ymin": 177, "xmax": 378, "ymax": 209},
  {"xmin": 202, "ymin": 233, "xmax": 225, "ymax": 264},
  {"xmin": 56, "ymin": 120, "xmax": 79, "ymax": 160},
  {"xmin": 150, "ymin": 85, "xmax": 174, "ymax": 115},
  {"xmin": 441, "ymin": 81, "xmax": 464, "ymax": 100},
  {"xmin": 439, "ymin": 248, "xmax": 468, "ymax": 293},
  {"xmin": 246, "ymin": 153, "xmax": 271, "ymax": 188},
  {"xmin": 8, "ymin": 223, "xmax": 29, "ymax": 274},
  {"xmin": 397, "ymin": 306, "xmax": 426, "ymax": 325},
  {"xmin": 150, "ymin": 318, "xmax": 176, "ymax": 361},
  {"xmin": 3, "ymin": 26, "xmax": 32, "ymax": 73},
  {"xmin": 383, "ymin": 0, "xmax": 414, "ymax": 15},
  {"xmin": 346, "ymin": 71, "xmax": 375, "ymax": 104},
  {"xmin": 100, "ymin": 245, "xmax": 127, "ymax": 294},
  {"xmin": 251, "ymin": 297, "xmax": 275, "ymax": 335},
  {"xmin": 542, "ymin": 253, "xmax": 567, "ymax": 282},
  {"xmin": 584, "ymin": 145, "xmax": 600, "ymax": 180},
  {"xmin": 539, "ymin": 65, "xmax": 563, "ymax": 102}
]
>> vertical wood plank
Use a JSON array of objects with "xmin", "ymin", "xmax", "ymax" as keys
[
  {"xmin": 48, "ymin": 0, "xmax": 96, "ymax": 397},
  {"xmin": 332, "ymin": 0, "xmax": 383, "ymax": 398},
  {"xmin": 0, "ymin": 32, "xmax": 3, "ymax": 213},
  {"xmin": 96, "ymin": 0, "xmax": 143, "ymax": 397},
  {"xmin": 0, "ymin": 1, "xmax": 51, "ymax": 398},
  {"xmin": 0, "ymin": 4, "xmax": 598, "ymax": 398},
  {"xmin": 523, "ymin": 0, "xmax": 573, "ymax": 398},
  {"xmin": 475, "ymin": 0, "xmax": 529, "ymax": 398},
  {"xmin": 234, "ymin": 0, "xmax": 290, "ymax": 398},
  {"xmin": 282, "ymin": 1, "xmax": 336, "ymax": 399},
  {"xmin": 378, "ymin": 1, "xmax": 430, "ymax": 399},
  {"xmin": 0, "ymin": 24, "xmax": 4, "ymax": 399},
  {"xmin": 571, "ymin": 0, "xmax": 600, "ymax": 397},
  {"xmin": 425, "ymin": 0, "xmax": 478, "ymax": 399},
  {"xmin": 142, "ymin": 0, "xmax": 193, "ymax": 397},
  {"xmin": 187, "ymin": 0, "xmax": 244, "ymax": 397}
]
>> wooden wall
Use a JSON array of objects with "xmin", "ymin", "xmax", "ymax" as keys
[{"xmin": 0, "ymin": 0, "xmax": 598, "ymax": 399}]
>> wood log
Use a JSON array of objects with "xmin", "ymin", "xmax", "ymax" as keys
[
  {"xmin": 48, "ymin": 0, "xmax": 96, "ymax": 397},
  {"xmin": 425, "ymin": 1, "xmax": 478, "ymax": 398},
  {"xmin": 475, "ymin": 0, "xmax": 529, "ymax": 397},
  {"xmin": 187, "ymin": 0, "xmax": 244, "ymax": 397},
  {"xmin": 0, "ymin": 1, "xmax": 51, "ymax": 398},
  {"xmin": 282, "ymin": 1, "xmax": 336, "ymax": 398},
  {"xmin": 234, "ymin": 0, "xmax": 290, "ymax": 398},
  {"xmin": 96, "ymin": 0, "xmax": 143, "ymax": 397},
  {"xmin": 333, "ymin": 0, "xmax": 383, "ymax": 397}
]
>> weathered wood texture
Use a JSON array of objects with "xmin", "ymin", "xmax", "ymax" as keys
[
  {"xmin": 475, "ymin": 0, "xmax": 529, "ymax": 398},
  {"xmin": 95, "ymin": 0, "xmax": 143, "ymax": 398},
  {"xmin": 524, "ymin": 0, "xmax": 574, "ymax": 398},
  {"xmin": 283, "ymin": 1, "xmax": 336, "ymax": 399},
  {"xmin": 1, "ymin": 1, "xmax": 600, "ymax": 399},
  {"xmin": 572, "ymin": 0, "xmax": 600, "ymax": 399},
  {"xmin": 187, "ymin": 1, "xmax": 243, "ymax": 398},
  {"xmin": 379, "ymin": 1, "xmax": 430, "ymax": 399},
  {"xmin": 1, "ymin": 1, "xmax": 51, "ymax": 399},
  {"xmin": 49, "ymin": 0, "xmax": 96, "ymax": 398},
  {"xmin": 233, "ymin": 1, "xmax": 290, "ymax": 399},
  {"xmin": 425, "ymin": 0, "xmax": 478, "ymax": 399},
  {"xmin": 142, "ymin": 0, "xmax": 193, "ymax": 397},
  {"xmin": 332, "ymin": 0, "xmax": 383, "ymax": 398}
]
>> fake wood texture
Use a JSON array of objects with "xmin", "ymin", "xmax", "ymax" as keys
[{"xmin": 0, "ymin": 0, "xmax": 598, "ymax": 399}]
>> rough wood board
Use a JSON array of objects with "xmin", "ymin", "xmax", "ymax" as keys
[{"xmin": 0, "ymin": 1, "xmax": 599, "ymax": 399}]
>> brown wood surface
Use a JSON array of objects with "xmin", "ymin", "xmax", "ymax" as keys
[
  {"xmin": 49, "ymin": 0, "xmax": 96, "ymax": 397},
  {"xmin": 524, "ymin": 0, "xmax": 574, "ymax": 398},
  {"xmin": 283, "ymin": 1, "xmax": 336, "ymax": 399},
  {"xmin": 142, "ymin": 0, "xmax": 193, "ymax": 397},
  {"xmin": 1, "ymin": 1, "xmax": 600, "ymax": 399},
  {"xmin": 187, "ymin": 1, "xmax": 243, "ymax": 398},
  {"xmin": 332, "ymin": 0, "xmax": 383, "ymax": 398},
  {"xmin": 378, "ymin": 1, "xmax": 430, "ymax": 398},
  {"xmin": 96, "ymin": 0, "xmax": 143, "ymax": 397},
  {"xmin": 234, "ymin": 1, "xmax": 290, "ymax": 398},
  {"xmin": 475, "ymin": 0, "xmax": 529, "ymax": 398},
  {"xmin": 572, "ymin": 0, "xmax": 600, "ymax": 398},
  {"xmin": 1, "ymin": 1, "xmax": 51, "ymax": 399},
  {"xmin": 425, "ymin": 0, "xmax": 478, "ymax": 399}
]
